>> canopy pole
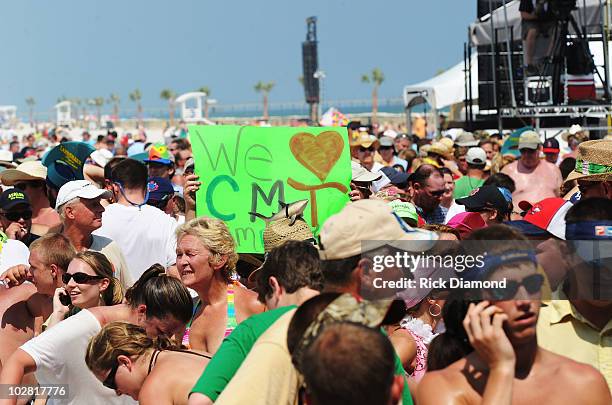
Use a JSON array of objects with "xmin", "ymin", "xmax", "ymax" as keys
[{"xmin": 502, "ymin": 0, "xmax": 518, "ymax": 109}]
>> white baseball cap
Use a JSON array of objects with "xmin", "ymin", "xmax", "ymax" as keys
[
  {"xmin": 55, "ymin": 180, "xmax": 112, "ymax": 210},
  {"xmin": 351, "ymin": 161, "xmax": 382, "ymax": 183},
  {"xmin": 466, "ymin": 147, "xmax": 487, "ymax": 165}
]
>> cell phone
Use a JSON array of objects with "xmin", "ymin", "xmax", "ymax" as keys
[{"xmin": 59, "ymin": 291, "xmax": 72, "ymax": 306}]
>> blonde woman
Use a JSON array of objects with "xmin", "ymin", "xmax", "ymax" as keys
[
  {"xmin": 48, "ymin": 251, "xmax": 124, "ymax": 328},
  {"xmin": 175, "ymin": 217, "xmax": 263, "ymax": 353},
  {"xmin": 86, "ymin": 321, "xmax": 211, "ymax": 404}
]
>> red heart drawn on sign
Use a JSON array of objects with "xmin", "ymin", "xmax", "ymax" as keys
[{"xmin": 289, "ymin": 131, "xmax": 344, "ymax": 182}]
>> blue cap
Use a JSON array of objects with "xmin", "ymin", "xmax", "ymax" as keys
[
  {"xmin": 147, "ymin": 177, "xmax": 175, "ymax": 201},
  {"xmin": 42, "ymin": 141, "xmax": 96, "ymax": 189}
]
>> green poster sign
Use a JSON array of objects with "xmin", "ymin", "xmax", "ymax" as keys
[{"xmin": 189, "ymin": 125, "xmax": 352, "ymax": 253}]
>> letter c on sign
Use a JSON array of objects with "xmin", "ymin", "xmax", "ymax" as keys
[{"xmin": 206, "ymin": 175, "xmax": 239, "ymax": 221}]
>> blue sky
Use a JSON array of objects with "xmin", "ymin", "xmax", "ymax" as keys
[{"xmin": 0, "ymin": 1, "xmax": 474, "ymax": 115}]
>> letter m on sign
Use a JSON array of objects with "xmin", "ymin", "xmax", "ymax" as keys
[{"xmin": 250, "ymin": 181, "xmax": 285, "ymax": 222}]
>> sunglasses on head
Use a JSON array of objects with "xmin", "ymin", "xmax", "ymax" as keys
[
  {"xmin": 488, "ymin": 274, "xmax": 544, "ymax": 300},
  {"xmin": 62, "ymin": 272, "xmax": 105, "ymax": 284},
  {"xmin": 358, "ymin": 146, "xmax": 375, "ymax": 153},
  {"xmin": 1, "ymin": 210, "xmax": 32, "ymax": 221},
  {"xmin": 103, "ymin": 362, "xmax": 120, "ymax": 390}
]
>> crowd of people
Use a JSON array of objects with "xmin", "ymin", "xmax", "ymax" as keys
[{"xmin": 0, "ymin": 121, "xmax": 610, "ymax": 405}]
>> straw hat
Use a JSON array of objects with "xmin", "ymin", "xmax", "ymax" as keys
[
  {"xmin": 0, "ymin": 161, "xmax": 47, "ymax": 186},
  {"xmin": 564, "ymin": 140, "xmax": 612, "ymax": 184},
  {"xmin": 439, "ymin": 137, "xmax": 455, "ymax": 152},
  {"xmin": 247, "ymin": 217, "xmax": 315, "ymax": 284},
  {"xmin": 350, "ymin": 132, "xmax": 379, "ymax": 148},
  {"xmin": 428, "ymin": 141, "xmax": 452, "ymax": 158},
  {"xmin": 263, "ymin": 217, "xmax": 314, "ymax": 252}
]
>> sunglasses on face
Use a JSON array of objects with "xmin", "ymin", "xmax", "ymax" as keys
[
  {"xmin": 488, "ymin": 274, "xmax": 544, "ymax": 300},
  {"xmin": 14, "ymin": 182, "xmax": 42, "ymax": 190},
  {"xmin": 62, "ymin": 272, "xmax": 105, "ymax": 284},
  {"xmin": 103, "ymin": 362, "xmax": 120, "ymax": 390},
  {"xmin": 428, "ymin": 189, "xmax": 446, "ymax": 197},
  {"xmin": 358, "ymin": 146, "xmax": 375, "ymax": 153},
  {"xmin": 1, "ymin": 210, "xmax": 32, "ymax": 221}
]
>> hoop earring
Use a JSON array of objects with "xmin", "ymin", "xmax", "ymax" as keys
[{"xmin": 429, "ymin": 303, "xmax": 442, "ymax": 318}]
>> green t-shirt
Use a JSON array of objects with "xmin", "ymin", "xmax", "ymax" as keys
[
  {"xmin": 453, "ymin": 176, "xmax": 485, "ymax": 199},
  {"xmin": 190, "ymin": 305, "xmax": 297, "ymax": 401}
]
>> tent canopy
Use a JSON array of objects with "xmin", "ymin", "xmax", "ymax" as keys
[
  {"xmin": 403, "ymin": 53, "xmax": 478, "ymax": 110},
  {"xmin": 470, "ymin": 0, "xmax": 603, "ymax": 46}
]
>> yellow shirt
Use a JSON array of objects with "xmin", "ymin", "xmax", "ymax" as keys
[
  {"xmin": 537, "ymin": 288, "xmax": 612, "ymax": 391},
  {"xmin": 215, "ymin": 309, "xmax": 299, "ymax": 405}
]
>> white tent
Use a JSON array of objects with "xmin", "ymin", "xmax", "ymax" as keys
[
  {"xmin": 403, "ymin": 54, "xmax": 479, "ymax": 112},
  {"xmin": 470, "ymin": 0, "xmax": 603, "ymax": 46}
]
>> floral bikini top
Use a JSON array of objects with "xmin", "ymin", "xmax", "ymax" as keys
[
  {"xmin": 181, "ymin": 283, "xmax": 238, "ymax": 348},
  {"xmin": 399, "ymin": 316, "xmax": 439, "ymax": 382}
]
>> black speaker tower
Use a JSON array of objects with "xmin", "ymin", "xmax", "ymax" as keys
[{"xmin": 302, "ymin": 17, "xmax": 320, "ymax": 105}]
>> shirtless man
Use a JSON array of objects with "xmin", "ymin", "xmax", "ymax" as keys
[
  {"xmin": 502, "ymin": 131, "xmax": 561, "ymax": 219},
  {"xmin": 0, "ymin": 161, "xmax": 61, "ymax": 236},
  {"xmin": 417, "ymin": 233, "xmax": 611, "ymax": 404},
  {"xmin": 0, "ymin": 285, "xmax": 48, "ymax": 405},
  {"xmin": 0, "ymin": 234, "xmax": 76, "ymax": 335}
]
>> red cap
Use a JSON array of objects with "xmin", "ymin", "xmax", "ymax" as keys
[{"xmin": 519, "ymin": 198, "xmax": 569, "ymax": 239}]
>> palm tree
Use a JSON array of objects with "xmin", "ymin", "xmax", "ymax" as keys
[
  {"xmin": 88, "ymin": 97, "xmax": 104, "ymax": 126},
  {"xmin": 108, "ymin": 93, "xmax": 121, "ymax": 123},
  {"xmin": 129, "ymin": 89, "xmax": 143, "ymax": 125},
  {"xmin": 198, "ymin": 86, "xmax": 211, "ymax": 119},
  {"xmin": 361, "ymin": 68, "xmax": 385, "ymax": 124},
  {"xmin": 160, "ymin": 89, "xmax": 176, "ymax": 126},
  {"xmin": 71, "ymin": 98, "xmax": 82, "ymax": 126},
  {"xmin": 254, "ymin": 81, "xmax": 275, "ymax": 121},
  {"xmin": 25, "ymin": 97, "xmax": 35, "ymax": 125}
]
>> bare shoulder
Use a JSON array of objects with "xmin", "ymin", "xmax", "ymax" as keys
[
  {"xmin": 501, "ymin": 161, "xmax": 517, "ymax": 174},
  {"xmin": 234, "ymin": 282, "xmax": 265, "ymax": 316},
  {"xmin": 139, "ymin": 370, "xmax": 173, "ymax": 404},
  {"xmin": 543, "ymin": 350, "xmax": 611, "ymax": 400},
  {"xmin": 417, "ymin": 358, "xmax": 471, "ymax": 405}
]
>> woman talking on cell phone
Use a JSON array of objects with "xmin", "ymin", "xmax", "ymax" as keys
[{"xmin": 47, "ymin": 251, "xmax": 124, "ymax": 329}]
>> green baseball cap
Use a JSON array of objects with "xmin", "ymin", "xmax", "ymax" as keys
[{"xmin": 388, "ymin": 200, "xmax": 418, "ymax": 224}]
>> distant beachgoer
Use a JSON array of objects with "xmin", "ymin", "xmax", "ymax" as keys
[
  {"xmin": 502, "ymin": 131, "xmax": 562, "ymax": 219},
  {"xmin": 0, "ymin": 189, "xmax": 38, "ymax": 247},
  {"xmin": 409, "ymin": 165, "xmax": 448, "ymax": 224},
  {"xmin": 453, "ymin": 148, "xmax": 486, "ymax": 199},
  {"xmin": 0, "ymin": 161, "xmax": 62, "ymax": 235}
]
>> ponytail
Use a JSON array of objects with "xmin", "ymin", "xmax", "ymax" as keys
[{"xmin": 125, "ymin": 264, "xmax": 192, "ymax": 324}]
